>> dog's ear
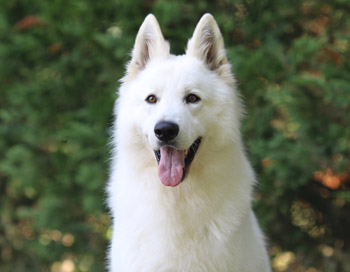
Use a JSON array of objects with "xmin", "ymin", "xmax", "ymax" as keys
[
  {"xmin": 186, "ymin": 14, "xmax": 231, "ymax": 78},
  {"xmin": 126, "ymin": 14, "xmax": 170, "ymax": 78}
]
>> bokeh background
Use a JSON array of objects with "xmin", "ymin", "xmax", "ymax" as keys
[{"xmin": 1, "ymin": 0, "xmax": 349, "ymax": 271}]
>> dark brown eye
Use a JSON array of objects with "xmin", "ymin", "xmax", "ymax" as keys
[
  {"xmin": 146, "ymin": 95, "xmax": 157, "ymax": 104},
  {"xmin": 186, "ymin": 94, "xmax": 201, "ymax": 104}
]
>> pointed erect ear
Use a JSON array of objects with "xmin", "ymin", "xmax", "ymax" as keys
[
  {"xmin": 127, "ymin": 14, "xmax": 170, "ymax": 77},
  {"xmin": 186, "ymin": 14, "xmax": 230, "ymax": 75}
]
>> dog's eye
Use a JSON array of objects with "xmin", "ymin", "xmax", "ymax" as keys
[
  {"xmin": 185, "ymin": 94, "xmax": 201, "ymax": 104},
  {"xmin": 146, "ymin": 95, "xmax": 157, "ymax": 104}
]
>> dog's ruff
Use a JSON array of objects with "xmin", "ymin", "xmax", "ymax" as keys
[{"xmin": 107, "ymin": 13, "xmax": 271, "ymax": 272}]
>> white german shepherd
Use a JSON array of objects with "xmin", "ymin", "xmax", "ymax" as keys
[{"xmin": 107, "ymin": 13, "xmax": 271, "ymax": 272}]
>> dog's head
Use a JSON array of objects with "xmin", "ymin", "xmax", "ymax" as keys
[{"xmin": 116, "ymin": 14, "xmax": 243, "ymax": 187}]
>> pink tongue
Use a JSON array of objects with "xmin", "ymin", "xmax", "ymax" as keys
[{"xmin": 158, "ymin": 147, "xmax": 184, "ymax": 187}]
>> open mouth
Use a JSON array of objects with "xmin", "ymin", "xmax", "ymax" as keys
[{"xmin": 154, "ymin": 137, "xmax": 202, "ymax": 187}]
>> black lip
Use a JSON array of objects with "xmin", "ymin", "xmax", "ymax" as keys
[
  {"xmin": 155, "ymin": 149, "xmax": 161, "ymax": 163},
  {"xmin": 154, "ymin": 137, "xmax": 202, "ymax": 182},
  {"xmin": 184, "ymin": 137, "xmax": 202, "ymax": 168}
]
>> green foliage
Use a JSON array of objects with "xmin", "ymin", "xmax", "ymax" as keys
[{"xmin": 0, "ymin": 0, "xmax": 349, "ymax": 271}]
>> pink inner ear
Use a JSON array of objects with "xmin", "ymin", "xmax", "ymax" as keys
[
  {"xmin": 137, "ymin": 36, "xmax": 151, "ymax": 69},
  {"xmin": 185, "ymin": 14, "xmax": 228, "ymax": 73},
  {"xmin": 128, "ymin": 14, "xmax": 170, "ymax": 77}
]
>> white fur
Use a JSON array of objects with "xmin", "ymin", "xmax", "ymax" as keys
[{"xmin": 107, "ymin": 13, "xmax": 271, "ymax": 272}]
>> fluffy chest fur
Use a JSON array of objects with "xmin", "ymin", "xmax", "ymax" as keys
[{"xmin": 110, "ymin": 162, "xmax": 252, "ymax": 272}]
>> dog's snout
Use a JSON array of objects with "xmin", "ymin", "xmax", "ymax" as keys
[{"xmin": 154, "ymin": 121, "xmax": 179, "ymax": 142}]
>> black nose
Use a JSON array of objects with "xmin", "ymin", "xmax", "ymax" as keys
[{"xmin": 154, "ymin": 121, "xmax": 179, "ymax": 142}]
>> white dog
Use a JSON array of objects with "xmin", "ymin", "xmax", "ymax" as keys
[{"xmin": 107, "ymin": 13, "xmax": 271, "ymax": 272}]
